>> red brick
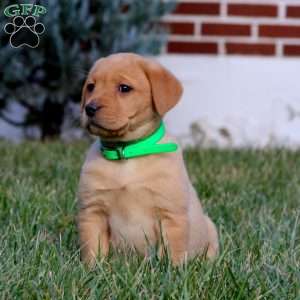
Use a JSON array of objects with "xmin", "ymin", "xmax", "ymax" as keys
[
  {"xmin": 173, "ymin": 2, "xmax": 220, "ymax": 15},
  {"xmin": 286, "ymin": 6, "xmax": 300, "ymax": 18},
  {"xmin": 283, "ymin": 45, "xmax": 300, "ymax": 56},
  {"xmin": 228, "ymin": 4, "xmax": 277, "ymax": 17},
  {"xmin": 202, "ymin": 23, "xmax": 251, "ymax": 36},
  {"xmin": 226, "ymin": 42, "xmax": 275, "ymax": 56},
  {"xmin": 163, "ymin": 22, "xmax": 194, "ymax": 35},
  {"xmin": 259, "ymin": 25, "xmax": 300, "ymax": 38},
  {"xmin": 167, "ymin": 41, "xmax": 218, "ymax": 54}
]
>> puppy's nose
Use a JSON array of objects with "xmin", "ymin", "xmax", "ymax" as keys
[{"xmin": 85, "ymin": 102, "xmax": 100, "ymax": 117}]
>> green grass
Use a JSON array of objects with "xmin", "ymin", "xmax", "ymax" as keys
[{"xmin": 0, "ymin": 141, "xmax": 299, "ymax": 299}]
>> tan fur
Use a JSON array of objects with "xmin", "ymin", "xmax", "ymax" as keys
[{"xmin": 78, "ymin": 53, "xmax": 219, "ymax": 266}]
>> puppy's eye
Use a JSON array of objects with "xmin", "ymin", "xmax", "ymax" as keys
[
  {"xmin": 86, "ymin": 83, "xmax": 95, "ymax": 93},
  {"xmin": 119, "ymin": 84, "xmax": 133, "ymax": 93}
]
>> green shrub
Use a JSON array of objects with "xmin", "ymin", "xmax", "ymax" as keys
[{"xmin": 0, "ymin": 0, "xmax": 174, "ymax": 139}]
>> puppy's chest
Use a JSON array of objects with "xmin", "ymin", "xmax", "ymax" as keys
[
  {"xmin": 100, "ymin": 183, "xmax": 158, "ymax": 247},
  {"xmin": 98, "ymin": 182, "xmax": 155, "ymax": 217},
  {"xmin": 90, "ymin": 161, "xmax": 163, "ymax": 236},
  {"xmin": 81, "ymin": 154, "xmax": 180, "ymax": 229},
  {"xmin": 87, "ymin": 158, "xmax": 163, "ymax": 212}
]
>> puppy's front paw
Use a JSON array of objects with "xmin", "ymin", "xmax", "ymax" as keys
[
  {"xmin": 204, "ymin": 215, "xmax": 219, "ymax": 259},
  {"xmin": 171, "ymin": 251, "xmax": 188, "ymax": 266},
  {"xmin": 81, "ymin": 252, "xmax": 97, "ymax": 268},
  {"xmin": 78, "ymin": 209, "xmax": 110, "ymax": 267}
]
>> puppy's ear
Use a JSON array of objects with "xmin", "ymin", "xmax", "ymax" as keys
[{"xmin": 140, "ymin": 58, "xmax": 183, "ymax": 116}]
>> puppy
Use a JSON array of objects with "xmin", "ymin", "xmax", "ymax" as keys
[{"xmin": 78, "ymin": 53, "xmax": 218, "ymax": 265}]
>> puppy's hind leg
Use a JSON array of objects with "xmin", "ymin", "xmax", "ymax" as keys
[{"xmin": 204, "ymin": 215, "xmax": 219, "ymax": 259}]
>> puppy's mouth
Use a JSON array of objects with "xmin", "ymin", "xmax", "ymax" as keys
[{"xmin": 88, "ymin": 121, "xmax": 129, "ymax": 137}]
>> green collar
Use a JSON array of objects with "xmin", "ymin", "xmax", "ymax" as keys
[{"xmin": 100, "ymin": 121, "xmax": 178, "ymax": 160}]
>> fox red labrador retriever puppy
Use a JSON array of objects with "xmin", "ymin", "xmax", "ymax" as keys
[{"xmin": 78, "ymin": 53, "xmax": 218, "ymax": 265}]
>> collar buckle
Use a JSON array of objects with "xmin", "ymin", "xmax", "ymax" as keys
[{"xmin": 116, "ymin": 146, "xmax": 126, "ymax": 160}]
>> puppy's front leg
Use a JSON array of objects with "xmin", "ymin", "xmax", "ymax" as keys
[
  {"xmin": 78, "ymin": 208, "xmax": 109, "ymax": 266},
  {"xmin": 160, "ymin": 212, "xmax": 189, "ymax": 265}
]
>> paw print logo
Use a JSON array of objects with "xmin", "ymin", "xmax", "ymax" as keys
[{"xmin": 4, "ymin": 16, "xmax": 45, "ymax": 48}]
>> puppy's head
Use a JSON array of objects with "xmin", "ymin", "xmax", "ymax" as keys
[{"xmin": 81, "ymin": 53, "xmax": 182, "ymax": 141}]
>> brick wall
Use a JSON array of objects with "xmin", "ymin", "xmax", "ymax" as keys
[{"xmin": 163, "ymin": 0, "xmax": 300, "ymax": 56}]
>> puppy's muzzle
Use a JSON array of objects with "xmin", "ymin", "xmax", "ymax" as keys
[{"xmin": 85, "ymin": 101, "xmax": 101, "ymax": 117}]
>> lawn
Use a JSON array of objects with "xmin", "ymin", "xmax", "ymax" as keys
[{"xmin": 0, "ymin": 141, "xmax": 299, "ymax": 299}]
